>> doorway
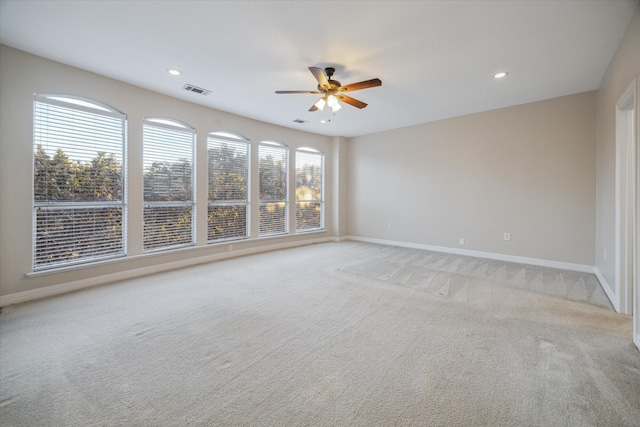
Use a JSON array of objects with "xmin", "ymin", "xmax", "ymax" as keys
[{"xmin": 615, "ymin": 78, "xmax": 638, "ymax": 351}]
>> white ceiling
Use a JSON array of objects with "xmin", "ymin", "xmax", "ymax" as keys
[{"xmin": 0, "ymin": 0, "xmax": 637, "ymax": 137}]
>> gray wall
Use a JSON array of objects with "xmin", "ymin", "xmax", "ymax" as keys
[{"xmin": 348, "ymin": 91, "xmax": 597, "ymax": 266}]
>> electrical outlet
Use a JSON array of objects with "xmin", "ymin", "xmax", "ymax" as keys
[
  {"xmin": 504, "ymin": 232, "xmax": 511, "ymax": 241},
  {"xmin": 228, "ymin": 244, "xmax": 233, "ymax": 252},
  {"xmin": 459, "ymin": 238, "xmax": 465, "ymax": 245}
]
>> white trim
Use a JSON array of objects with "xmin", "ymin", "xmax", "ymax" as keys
[
  {"xmin": 298, "ymin": 146, "xmax": 323, "ymax": 154},
  {"xmin": 260, "ymin": 140, "xmax": 286, "ymax": 147},
  {"xmin": 615, "ymin": 79, "xmax": 637, "ymax": 315},
  {"xmin": 208, "ymin": 131, "xmax": 249, "ymax": 141},
  {"xmin": 144, "ymin": 117, "xmax": 194, "ymax": 131},
  {"xmin": 633, "ymin": 76, "xmax": 640, "ymax": 353},
  {"xmin": 346, "ymin": 235, "xmax": 595, "ymax": 274},
  {"xmin": 595, "ymin": 267, "xmax": 618, "ymax": 312},
  {"xmin": 0, "ymin": 236, "xmax": 337, "ymax": 307},
  {"xmin": 35, "ymin": 93, "xmax": 126, "ymax": 118}
]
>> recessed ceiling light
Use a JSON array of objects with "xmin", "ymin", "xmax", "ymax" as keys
[
  {"xmin": 320, "ymin": 120, "xmax": 327, "ymax": 124},
  {"xmin": 493, "ymin": 71, "xmax": 509, "ymax": 79},
  {"xmin": 167, "ymin": 68, "xmax": 182, "ymax": 76}
]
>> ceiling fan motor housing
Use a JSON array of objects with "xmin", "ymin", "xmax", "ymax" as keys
[{"xmin": 320, "ymin": 68, "xmax": 340, "ymax": 91}]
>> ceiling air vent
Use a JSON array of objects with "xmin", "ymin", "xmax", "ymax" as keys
[
  {"xmin": 183, "ymin": 84, "xmax": 211, "ymax": 96},
  {"xmin": 292, "ymin": 119, "xmax": 308, "ymax": 124}
]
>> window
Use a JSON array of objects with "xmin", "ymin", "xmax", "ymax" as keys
[
  {"xmin": 296, "ymin": 147, "xmax": 324, "ymax": 232},
  {"xmin": 259, "ymin": 141, "xmax": 288, "ymax": 236},
  {"xmin": 33, "ymin": 95, "xmax": 126, "ymax": 270},
  {"xmin": 143, "ymin": 118, "xmax": 195, "ymax": 251},
  {"xmin": 207, "ymin": 132, "xmax": 250, "ymax": 242}
]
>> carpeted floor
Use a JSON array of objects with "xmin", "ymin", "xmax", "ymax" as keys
[{"xmin": 1, "ymin": 241, "xmax": 639, "ymax": 426}]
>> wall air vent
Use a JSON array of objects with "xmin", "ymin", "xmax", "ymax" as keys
[
  {"xmin": 182, "ymin": 84, "xmax": 211, "ymax": 96},
  {"xmin": 292, "ymin": 119, "xmax": 308, "ymax": 124}
]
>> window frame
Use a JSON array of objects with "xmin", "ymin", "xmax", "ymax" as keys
[
  {"xmin": 207, "ymin": 131, "xmax": 251, "ymax": 243},
  {"xmin": 142, "ymin": 118, "xmax": 196, "ymax": 252},
  {"xmin": 32, "ymin": 94, "xmax": 128, "ymax": 271},
  {"xmin": 295, "ymin": 147, "xmax": 325, "ymax": 233},
  {"xmin": 258, "ymin": 141, "xmax": 289, "ymax": 237}
]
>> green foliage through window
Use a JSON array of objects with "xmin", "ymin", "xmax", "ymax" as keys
[
  {"xmin": 259, "ymin": 143, "xmax": 288, "ymax": 236},
  {"xmin": 295, "ymin": 149, "xmax": 324, "ymax": 232},
  {"xmin": 33, "ymin": 96, "xmax": 327, "ymax": 270},
  {"xmin": 143, "ymin": 120, "xmax": 195, "ymax": 251},
  {"xmin": 208, "ymin": 137, "xmax": 249, "ymax": 241}
]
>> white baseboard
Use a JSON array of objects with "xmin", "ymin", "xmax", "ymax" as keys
[
  {"xmin": 0, "ymin": 236, "xmax": 337, "ymax": 307},
  {"xmin": 594, "ymin": 267, "xmax": 619, "ymax": 312},
  {"xmin": 346, "ymin": 235, "xmax": 596, "ymax": 274}
]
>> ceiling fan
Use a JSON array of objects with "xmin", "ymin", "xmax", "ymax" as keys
[{"xmin": 275, "ymin": 67, "xmax": 382, "ymax": 113}]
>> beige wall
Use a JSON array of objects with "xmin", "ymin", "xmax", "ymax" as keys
[
  {"xmin": 0, "ymin": 45, "xmax": 335, "ymax": 300},
  {"xmin": 348, "ymin": 91, "xmax": 597, "ymax": 266},
  {"xmin": 595, "ymin": 4, "xmax": 640, "ymax": 289},
  {"xmin": 331, "ymin": 136, "xmax": 350, "ymax": 238}
]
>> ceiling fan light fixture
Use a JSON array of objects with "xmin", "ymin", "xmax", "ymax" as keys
[
  {"xmin": 314, "ymin": 97, "xmax": 326, "ymax": 111},
  {"xmin": 326, "ymin": 95, "xmax": 339, "ymax": 108},
  {"xmin": 326, "ymin": 95, "xmax": 342, "ymax": 113}
]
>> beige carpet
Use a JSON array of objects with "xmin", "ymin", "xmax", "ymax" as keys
[{"xmin": 0, "ymin": 241, "xmax": 638, "ymax": 426}]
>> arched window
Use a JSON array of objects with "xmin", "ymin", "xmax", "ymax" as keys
[
  {"xmin": 295, "ymin": 147, "xmax": 324, "ymax": 232},
  {"xmin": 259, "ymin": 141, "xmax": 289, "ymax": 236},
  {"xmin": 33, "ymin": 94, "xmax": 127, "ymax": 270},
  {"xmin": 207, "ymin": 131, "xmax": 250, "ymax": 242},
  {"xmin": 143, "ymin": 118, "xmax": 195, "ymax": 251}
]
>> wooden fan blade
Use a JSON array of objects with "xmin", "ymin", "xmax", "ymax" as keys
[
  {"xmin": 339, "ymin": 78, "xmax": 382, "ymax": 92},
  {"xmin": 337, "ymin": 95, "xmax": 368, "ymax": 109},
  {"xmin": 275, "ymin": 90, "xmax": 321, "ymax": 94},
  {"xmin": 309, "ymin": 67, "xmax": 330, "ymax": 90}
]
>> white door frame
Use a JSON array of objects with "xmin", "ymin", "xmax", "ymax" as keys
[
  {"xmin": 633, "ymin": 78, "xmax": 640, "ymax": 353},
  {"xmin": 615, "ymin": 80, "xmax": 635, "ymax": 315},
  {"xmin": 615, "ymin": 78, "xmax": 639, "ymax": 351},
  {"xmin": 635, "ymin": 92, "xmax": 640, "ymax": 353}
]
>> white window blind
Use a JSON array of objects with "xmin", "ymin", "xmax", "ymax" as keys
[
  {"xmin": 33, "ymin": 95, "xmax": 126, "ymax": 270},
  {"xmin": 143, "ymin": 119, "xmax": 195, "ymax": 251},
  {"xmin": 207, "ymin": 134, "xmax": 250, "ymax": 242},
  {"xmin": 259, "ymin": 142, "xmax": 288, "ymax": 236},
  {"xmin": 296, "ymin": 148, "xmax": 324, "ymax": 232}
]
